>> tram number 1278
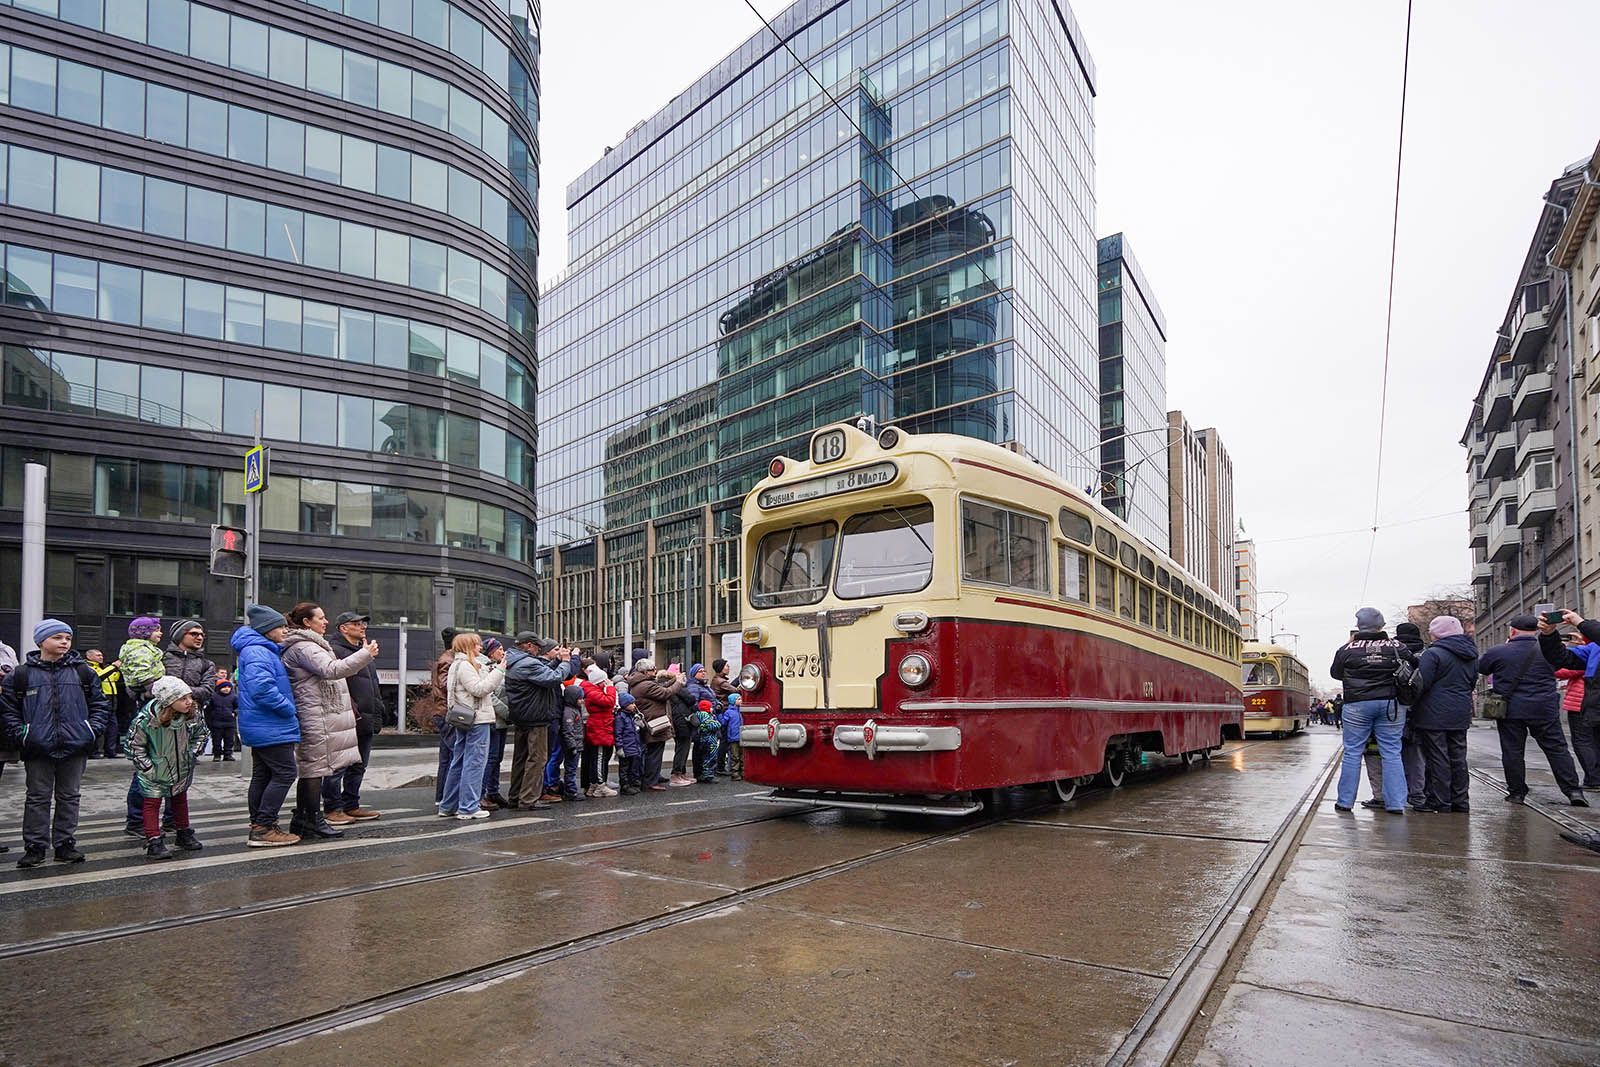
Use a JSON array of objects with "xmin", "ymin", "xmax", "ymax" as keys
[{"xmin": 777, "ymin": 654, "xmax": 822, "ymax": 678}]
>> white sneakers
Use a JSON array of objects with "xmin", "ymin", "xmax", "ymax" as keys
[
  {"xmin": 584, "ymin": 784, "xmax": 620, "ymax": 797},
  {"xmin": 456, "ymin": 810, "xmax": 492, "ymax": 820}
]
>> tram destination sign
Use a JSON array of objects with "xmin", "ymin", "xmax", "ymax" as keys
[{"xmin": 758, "ymin": 461, "xmax": 899, "ymax": 509}]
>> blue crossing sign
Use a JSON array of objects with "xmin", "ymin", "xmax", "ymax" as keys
[{"xmin": 244, "ymin": 446, "xmax": 268, "ymax": 494}]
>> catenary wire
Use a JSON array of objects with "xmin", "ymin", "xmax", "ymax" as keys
[{"xmin": 1361, "ymin": 0, "xmax": 1416, "ymax": 602}]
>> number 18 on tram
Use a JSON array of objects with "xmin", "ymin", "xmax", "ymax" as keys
[{"xmin": 734, "ymin": 421, "xmax": 1245, "ymax": 815}]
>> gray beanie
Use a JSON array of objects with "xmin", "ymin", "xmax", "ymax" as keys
[
  {"xmin": 1355, "ymin": 607, "xmax": 1385, "ymax": 632},
  {"xmin": 247, "ymin": 604, "xmax": 288, "ymax": 635}
]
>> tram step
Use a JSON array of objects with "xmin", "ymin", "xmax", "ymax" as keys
[{"xmin": 764, "ymin": 789, "xmax": 983, "ymax": 817}]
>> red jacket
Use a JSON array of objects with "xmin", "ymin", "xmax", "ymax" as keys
[
  {"xmin": 1556, "ymin": 668, "xmax": 1586, "ymax": 713},
  {"xmin": 581, "ymin": 679, "xmax": 617, "ymax": 744}
]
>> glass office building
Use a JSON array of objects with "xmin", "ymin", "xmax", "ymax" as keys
[
  {"xmin": 1097, "ymin": 233, "xmax": 1168, "ymax": 554},
  {"xmin": 537, "ymin": 0, "xmax": 1097, "ymax": 664},
  {"xmin": 0, "ymin": 0, "xmax": 540, "ymax": 664}
]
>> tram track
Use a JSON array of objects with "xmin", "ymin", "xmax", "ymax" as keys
[
  {"xmin": 0, "ymin": 807, "xmax": 805, "ymax": 962},
  {"xmin": 152, "ymin": 795, "xmax": 1061, "ymax": 1067}
]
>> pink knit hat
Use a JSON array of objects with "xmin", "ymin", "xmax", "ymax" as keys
[{"xmin": 1428, "ymin": 615, "xmax": 1464, "ymax": 639}]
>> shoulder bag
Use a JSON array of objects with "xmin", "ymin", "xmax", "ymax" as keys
[
  {"xmin": 443, "ymin": 663, "xmax": 477, "ymax": 732},
  {"xmin": 1482, "ymin": 641, "xmax": 1541, "ymax": 721}
]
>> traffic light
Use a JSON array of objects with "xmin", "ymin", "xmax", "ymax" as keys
[{"xmin": 209, "ymin": 525, "xmax": 249, "ymax": 579}]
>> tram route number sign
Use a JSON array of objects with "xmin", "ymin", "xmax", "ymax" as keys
[{"xmin": 758, "ymin": 461, "xmax": 898, "ymax": 510}]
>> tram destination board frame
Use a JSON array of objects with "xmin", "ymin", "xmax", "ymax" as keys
[{"xmin": 757, "ymin": 461, "xmax": 898, "ymax": 510}]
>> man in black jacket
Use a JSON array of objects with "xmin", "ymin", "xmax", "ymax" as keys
[
  {"xmin": 503, "ymin": 633, "xmax": 572, "ymax": 811},
  {"xmin": 1543, "ymin": 610, "xmax": 1600, "ymax": 851},
  {"xmin": 1329, "ymin": 607, "xmax": 1412, "ymax": 813},
  {"xmin": 324, "ymin": 612, "xmax": 387, "ymax": 823},
  {"xmin": 1480, "ymin": 613, "xmax": 1586, "ymax": 806}
]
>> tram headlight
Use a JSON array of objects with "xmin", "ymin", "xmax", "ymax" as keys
[
  {"xmin": 738, "ymin": 663, "xmax": 765, "ymax": 692},
  {"xmin": 898, "ymin": 652, "xmax": 934, "ymax": 688}
]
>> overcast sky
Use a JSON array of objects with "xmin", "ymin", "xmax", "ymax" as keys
[{"xmin": 538, "ymin": 0, "xmax": 1600, "ymax": 685}]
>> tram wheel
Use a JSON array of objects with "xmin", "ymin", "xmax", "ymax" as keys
[
  {"xmin": 1099, "ymin": 750, "xmax": 1127, "ymax": 789},
  {"xmin": 1180, "ymin": 751, "xmax": 1196, "ymax": 767},
  {"xmin": 1052, "ymin": 778, "xmax": 1078, "ymax": 803}
]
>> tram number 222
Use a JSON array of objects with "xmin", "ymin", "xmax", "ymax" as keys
[{"xmin": 777, "ymin": 654, "xmax": 822, "ymax": 678}]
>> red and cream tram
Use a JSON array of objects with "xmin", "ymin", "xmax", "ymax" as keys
[
  {"xmin": 1240, "ymin": 642, "xmax": 1310, "ymax": 737},
  {"xmin": 733, "ymin": 421, "xmax": 1244, "ymax": 814}
]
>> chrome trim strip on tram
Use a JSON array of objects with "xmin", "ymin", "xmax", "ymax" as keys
[
  {"xmin": 832, "ymin": 720, "xmax": 962, "ymax": 759},
  {"xmin": 895, "ymin": 698, "xmax": 1245, "ymax": 714}
]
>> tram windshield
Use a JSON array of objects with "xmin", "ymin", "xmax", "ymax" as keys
[
  {"xmin": 751, "ymin": 521, "xmax": 837, "ymax": 608},
  {"xmin": 1243, "ymin": 659, "xmax": 1280, "ymax": 686},
  {"xmin": 834, "ymin": 503, "xmax": 935, "ymax": 599}
]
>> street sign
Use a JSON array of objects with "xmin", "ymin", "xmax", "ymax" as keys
[
  {"xmin": 244, "ymin": 446, "xmax": 268, "ymax": 493},
  {"xmin": 209, "ymin": 525, "xmax": 249, "ymax": 579}
]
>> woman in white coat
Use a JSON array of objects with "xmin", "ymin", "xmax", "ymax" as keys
[{"xmin": 441, "ymin": 632, "xmax": 505, "ymax": 818}]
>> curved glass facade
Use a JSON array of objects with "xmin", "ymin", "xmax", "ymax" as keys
[
  {"xmin": 535, "ymin": 0, "xmax": 1095, "ymax": 665},
  {"xmin": 0, "ymin": 0, "xmax": 538, "ymax": 654}
]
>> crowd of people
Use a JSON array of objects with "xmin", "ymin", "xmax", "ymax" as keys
[
  {"xmin": 1327, "ymin": 605, "xmax": 1599, "ymax": 830},
  {"xmin": 0, "ymin": 607, "xmax": 749, "ymax": 868}
]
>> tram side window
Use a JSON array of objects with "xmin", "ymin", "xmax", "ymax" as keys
[
  {"xmin": 961, "ymin": 500, "xmax": 1048, "ymax": 592},
  {"xmin": 1094, "ymin": 559, "xmax": 1115, "ymax": 613},
  {"xmin": 751, "ymin": 520, "xmax": 837, "ymax": 608},
  {"xmin": 1096, "ymin": 527, "xmax": 1118, "ymax": 558},
  {"xmin": 1118, "ymin": 571, "xmax": 1135, "ymax": 621},
  {"xmin": 834, "ymin": 503, "xmax": 935, "ymax": 599},
  {"xmin": 1155, "ymin": 592, "xmax": 1168, "ymax": 632},
  {"xmin": 1183, "ymin": 609, "xmax": 1194, "ymax": 643},
  {"xmin": 1138, "ymin": 583, "xmax": 1153, "ymax": 627},
  {"xmin": 1059, "ymin": 544, "xmax": 1089, "ymax": 604},
  {"xmin": 1060, "ymin": 509, "xmax": 1093, "ymax": 545}
]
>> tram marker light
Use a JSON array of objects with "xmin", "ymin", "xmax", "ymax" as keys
[
  {"xmin": 741, "ymin": 624, "xmax": 767, "ymax": 645},
  {"xmin": 898, "ymin": 653, "xmax": 934, "ymax": 688},
  {"xmin": 877, "ymin": 427, "xmax": 901, "ymax": 450},
  {"xmin": 769, "ymin": 458, "xmax": 786, "ymax": 478},
  {"xmin": 893, "ymin": 611, "xmax": 929, "ymax": 635}
]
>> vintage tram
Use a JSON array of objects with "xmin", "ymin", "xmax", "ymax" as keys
[
  {"xmin": 1240, "ymin": 642, "xmax": 1311, "ymax": 738},
  {"xmin": 734, "ymin": 421, "xmax": 1244, "ymax": 815}
]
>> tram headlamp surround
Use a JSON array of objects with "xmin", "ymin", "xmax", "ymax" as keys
[
  {"xmin": 738, "ymin": 663, "xmax": 765, "ymax": 692},
  {"xmin": 742, "ymin": 624, "xmax": 767, "ymax": 645},
  {"xmin": 898, "ymin": 652, "xmax": 934, "ymax": 688}
]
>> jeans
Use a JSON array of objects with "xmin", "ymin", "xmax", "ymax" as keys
[
  {"xmin": 23, "ymin": 756, "xmax": 87, "ymax": 851},
  {"xmin": 143, "ymin": 791, "xmax": 190, "ymax": 838},
  {"xmin": 248, "ymin": 742, "xmax": 298, "ymax": 828},
  {"xmin": 1337, "ymin": 699, "xmax": 1407, "ymax": 810},
  {"xmin": 581, "ymin": 743, "xmax": 612, "ymax": 788},
  {"xmin": 544, "ymin": 723, "xmax": 564, "ymax": 792},
  {"xmin": 126, "ymin": 773, "xmax": 173, "ymax": 827},
  {"xmin": 1497, "ymin": 718, "xmax": 1582, "ymax": 797},
  {"xmin": 644, "ymin": 739, "xmax": 667, "ymax": 785},
  {"xmin": 1416, "ymin": 728, "xmax": 1469, "ymax": 810},
  {"xmin": 508, "ymin": 725, "xmax": 550, "ymax": 807},
  {"xmin": 440, "ymin": 723, "xmax": 491, "ymax": 815},
  {"xmin": 323, "ymin": 732, "xmax": 372, "ymax": 813},
  {"xmin": 434, "ymin": 723, "xmax": 458, "ymax": 803},
  {"xmin": 481, "ymin": 726, "xmax": 507, "ymax": 797},
  {"xmin": 555, "ymin": 738, "xmax": 580, "ymax": 797},
  {"xmin": 1568, "ymin": 712, "xmax": 1600, "ymax": 787}
]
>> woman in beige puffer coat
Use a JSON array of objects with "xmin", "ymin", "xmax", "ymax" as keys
[{"xmin": 281, "ymin": 602, "xmax": 376, "ymax": 840}]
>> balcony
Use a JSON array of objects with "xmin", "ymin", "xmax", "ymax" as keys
[
  {"xmin": 1470, "ymin": 519, "xmax": 1487, "ymax": 548},
  {"xmin": 1472, "ymin": 561, "xmax": 1493, "ymax": 586},
  {"xmin": 1519, "ymin": 486, "xmax": 1557, "ymax": 527},
  {"xmin": 1512, "ymin": 369, "xmax": 1553, "ymax": 420},
  {"xmin": 1511, "ymin": 305, "xmax": 1551, "ymax": 362},
  {"xmin": 1487, "ymin": 512, "xmax": 1522, "ymax": 562},
  {"xmin": 1481, "ymin": 370, "xmax": 1515, "ymax": 431},
  {"xmin": 1483, "ymin": 429, "xmax": 1516, "ymax": 479},
  {"xmin": 1514, "ymin": 429, "xmax": 1554, "ymax": 473},
  {"xmin": 1469, "ymin": 479, "xmax": 1490, "ymax": 508},
  {"xmin": 1517, "ymin": 447, "xmax": 1558, "ymax": 528}
]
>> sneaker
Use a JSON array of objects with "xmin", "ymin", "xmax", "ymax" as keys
[
  {"xmin": 1569, "ymin": 792, "xmax": 1591, "ymax": 808},
  {"xmin": 564, "ymin": 792, "xmax": 587, "ymax": 802},
  {"xmin": 1505, "ymin": 793, "xmax": 1527, "ymax": 804},
  {"xmin": 223, "ymin": 756, "xmax": 236, "ymax": 761},
  {"xmin": 1333, "ymin": 804, "xmax": 1353, "ymax": 813},
  {"xmin": 53, "ymin": 844, "xmax": 86, "ymax": 863},
  {"xmin": 16, "ymin": 848, "xmax": 47, "ymax": 869},
  {"xmin": 246, "ymin": 825, "xmax": 300, "ymax": 848},
  {"xmin": 324, "ymin": 810, "xmax": 356, "ymax": 826},
  {"xmin": 437, "ymin": 808, "xmax": 455, "ymax": 818},
  {"xmin": 488, "ymin": 793, "xmax": 510, "ymax": 809},
  {"xmin": 620, "ymin": 786, "xmax": 640, "ymax": 796},
  {"xmin": 483, "ymin": 796, "xmax": 502, "ymax": 810},
  {"xmin": 456, "ymin": 810, "xmax": 492, "ymax": 820},
  {"xmin": 697, "ymin": 777, "xmax": 716, "ymax": 784},
  {"xmin": 541, "ymin": 792, "xmax": 564, "ymax": 803},
  {"xmin": 145, "ymin": 837, "xmax": 173, "ymax": 862},
  {"xmin": 174, "ymin": 827, "xmax": 203, "ymax": 852},
  {"xmin": 599, "ymin": 785, "xmax": 619, "ymax": 797},
  {"xmin": 213, "ymin": 754, "xmax": 223, "ymax": 762},
  {"xmin": 669, "ymin": 775, "xmax": 694, "ymax": 787},
  {"xmin": 583, "ymin": 785, "xmax": 597, "ymax": 798},
  {"xmin": 1359, "ymin": 799, "xmax": 1383, "ymax": 811},
  {"xmin": 123, "ymin": 822, "xmax": 145, "ymax": 839},
  {"xmin": 344, "ymin": 807, "xmax": 382, "ymax": 820},
  {"xmin": 647, "ymin": 783, "xmax": 669, "ymax": 791}
]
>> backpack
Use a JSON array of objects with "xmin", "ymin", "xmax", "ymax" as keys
[{"xmin": 1394, "ymin": 659, "xmax": 1423, "ymax": 707}]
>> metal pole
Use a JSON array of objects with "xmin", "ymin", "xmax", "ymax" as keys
[
  {"xmin": 246, "ymin": 412, "xmax": 262, "ymax": 605},
  {"xmin": 20, "ymin": 463, "xmax": 46, "ymax": 653},
  {"xmin": 396, "ymin": 616, "xmax": 409, "ymax": 734},
  {"xmin": 623, "ymin": 599, "xmax": 633, "ymax": 670}
]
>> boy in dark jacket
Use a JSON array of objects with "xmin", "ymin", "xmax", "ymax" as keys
[
  {"xmin": 718, "ymin": 694, "xmax": 744, "ymax": 780},
  {"xmin": 0, "ymin": 620, "xmax": 112, "ymax": 868},
  {"xmin": 614, "ymin": 692, "xmax": 644, "ymax": 794},
  {"xmin": 207, "ymin": 669, "xmax": 239, "ymax": 760},
  {"xmin": 1410, "ymin": 616, "xmax": 1479, "ymax": 812}
]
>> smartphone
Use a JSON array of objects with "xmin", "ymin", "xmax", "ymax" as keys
[{"xmin": 1545, "ymin": 610, "xmax": 1566, "ymax": 625}]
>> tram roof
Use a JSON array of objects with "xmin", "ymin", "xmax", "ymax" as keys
[
  {"xmin": 748, "ymin": 421, "xmax": 1240, "ymax": 626},
  {"xmin": 1244, "ymin": 641, "xmax": 1302, "ymax": 663}
]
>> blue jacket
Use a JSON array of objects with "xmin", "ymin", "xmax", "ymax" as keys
[
  {"xmin": 613, "ymin": 702, "xmax": 643, "ymax": 758},
  {"xmin": 231, "ymin": 626, "xmax": 300, "ymax": 746},
  {"xmin": 719, "ymin": 702, "xmax": 744, "ymax": 744},
  {"xmin": 1540, "ymin": 619, "xmax": 1600, "ymax": 720},
  {"xmin": 685, "ymin": 663, "xmax": 718, "ymax": 710},
  {"xmin": 1478, "ymin": 635, "xmax": 1559, "ymax": 722},
  {"xmin": 0, "ymin": 651, "xmax": 112, "ymax": 759},
  {"xmin": 1411, "ymin": 634, "xmax": 1479, "ymax": 731}
]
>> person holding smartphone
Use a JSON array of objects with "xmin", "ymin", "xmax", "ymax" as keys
[
  {"xmin": 1540, "ymin": 611, "xmax": 1600, "ymax": 824},
  {"xmin": 1481, "ymin": 613, "xmax": 1586, "ymax": 807}
]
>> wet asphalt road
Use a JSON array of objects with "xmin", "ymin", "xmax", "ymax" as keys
[{"xmin": 6, "ymin": 728, "xmax": 1589, "ymax": 1066}]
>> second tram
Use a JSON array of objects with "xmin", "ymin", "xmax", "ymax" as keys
[
  {"xmin": 734, "ymin": 421, "xmax": 1244, "ymax": 814},
  {"xmin": 1240, "ymin": 642, "xmax": 1311, "ymax": 737}
]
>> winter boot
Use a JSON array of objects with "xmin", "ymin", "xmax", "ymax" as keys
[
  {"xmin": 15, "ymin": 848, "xmax": 46, "ymax": 869},
  {"xmin": 174, "ymin": 827, "xmax": 203, "ymax": 852},
  {"xmin": 145, "ymin": 837, "xmax": 173, "ymax": 861},
  {"xmin": 53, "ymin": 844, "xmax": 85, "ymax": 863}
]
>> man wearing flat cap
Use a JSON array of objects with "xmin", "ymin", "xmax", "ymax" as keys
[
  {"xmin": 502, "ymin": 632, "xmax": 573, "ymax": 810},
  {"xmin": 1479, "ymin": 613, "xmax": 1587, "ymax": 807},
  {"xmin": 324, "ymin": 611, "xmax": 387, "ymax": 823}
]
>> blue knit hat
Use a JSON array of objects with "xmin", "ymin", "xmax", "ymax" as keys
[
  {"xmin": 247, "ymin": 604, "xmax": 288, "ymax": 635},
  {"xmin": 33, "ymin": 618, "xmax": 72, "ymax": 645}
]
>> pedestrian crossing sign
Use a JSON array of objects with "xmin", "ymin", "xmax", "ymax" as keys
[{"xmin": 244, "ymin": 446, "xmax": 268, "ymax": 494}]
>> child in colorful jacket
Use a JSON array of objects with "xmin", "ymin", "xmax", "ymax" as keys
[
  {"xmin": 690, "ymin": 699, "xmax": 721, "ymax": 783},
  {"xmin": 718, "ymin": 694, "xmax": 744, "ymax": 781},
  {"xmin": 613, "ymin": 692, "xmax": 643, "ymax": 794},
  {"xmin": 126, "ymin": 676, "xmax": 208, "ymax": 861},
  {"xmin": 116, "ymin": 617, "xmax": 167, "ymax": 704}
]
